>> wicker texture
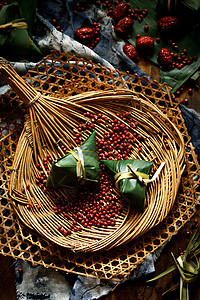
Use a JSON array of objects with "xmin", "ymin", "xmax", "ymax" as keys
[{"xmin": 0, "ymin": 51, "xmax": 199, "ymax": 280}]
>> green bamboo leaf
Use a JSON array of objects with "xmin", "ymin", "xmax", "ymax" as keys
[
  {"xmin": 183, "ymin": 260, "xmax": 199, "ymax": 275},
  {"xmin": 146, "ymin": 229, "xmax": 200, "ymax": 299},
  {"xmin": 174, "ymin": 255, "xmax": 197, "ymax": 283},
  {"xmin": 182, "ymin": 0, "xmax": 200, "ymax": 10},
  {"xmin": 101, "ymin": 159, "xmax": 153, "ymax": 211},
  {"xmin": 173, "ymin": 254, "xmax": 191, "ymax": 282},
  {"xmin": 180, "ymin": 278, "xmax": 189, "ymax": 300},
  {"xmin": 127, "ymin": 0, "xmax": 200, "ymax": 92},
  {"xmin": 1, "ymin": 0, "xmax": 38, "ymax": 30},
  {"xmin": 46, "ymin": 131, "xmax": 101, "ymax": 189},
  {"xmin": 196, "ymin": 257, "xmax": 200, "ymax": 270},
  {"xmin": 191, "ymin": 71, "xmax": 200, "ymax": 81},
  {"xmin": 146, "ymin": 264, "xmax": 176, "ymax": 282},
  {"xmin": 162, "ymin": 283, "xmax": 179, "ymax": 296},
  {"xmin": 185, "ymin": 228, "xmax": 200, "ymax": 259},
  {"xmin": 0, "ymin": 1, "xmax": 42, "ymax": 60},
  {"xmin": 190, "ymin": 248, "xmax": 200, "ymax": 258},
  {"xmin": 17, "ymin": 0, "xmax": 38, "ymax": 30}
]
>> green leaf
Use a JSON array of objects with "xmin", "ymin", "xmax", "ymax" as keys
[
  {"xmin": 162, "ymin": 283, "xmax": 179, "ymax": 296},
  {"xmin": 180, "ymin": 278, "xmax": 189, "ymax": 300},
  {"xmin": 185, "ymin": 228, "xmax": 200, "ymax": 259},
  {"xmin": 46, "ymin": 131, "xmax": 101, "ymax": 189},
  {"xmin": 182, "ymin": 0, "xmax": 200, "ymax": 10},
  {"xmin": 127, "ymin": 0, "xmax": 200, "ymax": 92},
  {"xmin": 174, "ymin": 254, "xmax": 198, "ymax": 283},
  {"xmin": 0, "ymin": 0, "xmax": 38, "ymax": 30},
  {"xmin": 191, "ymin": 71, "xmax": 200, "ymax": 81},
  {"xmin": 183, "ymin": 260, "xmax": 199, "ymax": 275},
  {"xmin": 17, "ymin": 0, "xmax": 38, "ymax": 30},
  {"xmin": 0, "ymin": 1, "xmax": 42, "ymax": 60},
  {"xmin": 101, "ymin": 159, "xmax": 153, "ymax": 211},
  {"xmin": 146, "ymin": 264, "xmax": 176, "ymax": 282},
  {"xmin": 146, "ymin": 229, "xmax": 200, "ymax": 299}
]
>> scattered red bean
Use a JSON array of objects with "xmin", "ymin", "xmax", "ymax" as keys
[
  {"xmin": 186, "ymin": 231, "xmax": 191, "ymax": 237},
  {"xmin": 193, "ymin": 55, "xmax": 197, "ymax": 61},
  {"xmin": 18, "ymin": 268, "xmax": 23, "ymax": 273}
]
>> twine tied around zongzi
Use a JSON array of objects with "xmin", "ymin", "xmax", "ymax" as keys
[
  {"xmin": 114, "ymin": 162, "xmax": 165, "ymax": 189},
  {"xmin": 114, "ymin": 164, "xmax": 148, "ymax": 188},
  {"xmin": 70, "ymin": 148, "xmax": 98, "ymax": 185},
  {"xmin": 69, "ymin": 148, "xmax": 86, "ymax": 185},
  {"xmin": 0, "ymin": 19, "xmax": 28, "ymax": 31}
]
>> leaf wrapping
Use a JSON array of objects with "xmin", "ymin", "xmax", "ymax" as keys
[
  {"xmin": 46, "ymin": 131, "xmax": 100, "ymax": 189},
  {"xmin": 101, "ymin": 159, "xmax": 153, "ymax": 211},
  {"xmin": 0, "ymin": 1, "xmax": 42, "ymax": 60}
]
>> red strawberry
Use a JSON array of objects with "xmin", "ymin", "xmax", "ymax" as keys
[
  {"xmin": 136, "ymin": 36, "xmax": 154, "ymax": 52},
  {"xmin": 157, "ymin": 48, "xmax": 173, "ymax": 68},
  {"xmin": 123, "ymin": 45, "xmax": 138, "ymax": 61},
  {"xmin": 157, "ymin": 16, "xmax": 179, "ymax": 36}
]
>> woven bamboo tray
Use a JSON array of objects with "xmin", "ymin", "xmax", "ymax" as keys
[
  {"xmin": 0, "ymin": 51, "xmax": 199, "ymax": 280},
  {"xmin": 0, "ymin": 56, "xmax": 185, "ymax": 252}
]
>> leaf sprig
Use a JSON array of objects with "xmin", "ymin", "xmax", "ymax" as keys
[{"xmin": 147, "ymin": 227, "xmax": 200, "ymax": 300}]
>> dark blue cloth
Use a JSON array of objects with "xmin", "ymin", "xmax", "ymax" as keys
[{"xmin": 180, "ymin": 105, "xmax": 200, "ymax": 162}]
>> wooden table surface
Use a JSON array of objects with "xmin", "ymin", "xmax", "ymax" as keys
[{"xmin": 1, "ymin": 54, "xmax": 200, "ymax": 300}]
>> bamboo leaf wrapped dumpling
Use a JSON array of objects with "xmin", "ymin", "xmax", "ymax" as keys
[
  {"xmin": 46, "ymin": 131, "xmax": 100, "ymax": 188},
  {"xmin": 0, "ymin": 1, "xmax": 42, "ymax": 60},
  {"xmin": 101, "ymin": 159, "xmax": 154, "ymax": 211}
]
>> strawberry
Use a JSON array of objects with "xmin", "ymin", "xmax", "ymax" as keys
[
  {"xmin": 136, "ymin": 36, "xmax": 154, "ymax": 52},
  {"xmin": 157, "ymin": 16, "xmax": 179, "ymax": 36},
  {"xmin": 123, "ymin": 45, "xmax": 138, "ymax": 61},
  {"xmin": 157, "ymin": 48, "xmax": 173, "ymax": 68}
]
